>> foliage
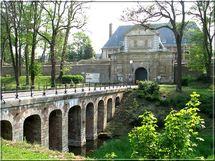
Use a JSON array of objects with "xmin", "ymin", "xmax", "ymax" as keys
[
  {"xmin": 29, "ymin": 62, "xmax": 41, "ymax": 77},
  {"xmin": 182, "ymin": 76, "xmax": 195, "ymax": 86},
  {"xmin": 62, "ymin": 74, "xmax": 84, "ymax": 84},
  {"xmin": 66, "ymin": 32, "xmax": 95, "ymax": 61},
  {"xmin": 129, "ymin": 92, "xmax": 205, "ymax": 159},
  {"xmin": 189, "ymin": 1, "xmax": 214, "ymax": 78},
  {"xmin": 186, "ymin": 29, "xmax": 207, "ymax": 73},
  {"xmin": 128, "ymin": 111, "xmax": 159, "ymax": 159},
  {"xmin": 138, "ymin": 81, "xmax": 160, "ymax": 101},
  {"xmin": 88, "ymin": 135, "xmax": 132, "ymax": 159}
]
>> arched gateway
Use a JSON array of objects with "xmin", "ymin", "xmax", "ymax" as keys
[{"xmin": 135, "ymin": 67, "xmax": 148, "ymax": 83}]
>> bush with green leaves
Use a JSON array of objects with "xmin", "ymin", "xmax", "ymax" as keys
[
  {"xmin": 29, "ymin": 62, "xmax": 41, "ymax": 76},
  {"xmin": 62, "ymin": 74, "xmax": 84, "ymax": 84},
  {"xmin": 129, "ymin": 92, "xmax": 205, "ymax": 159},
  {"xmin": 138, "ymin": 81, "xmax": 160, "ymax": 101},
  {"xmin": 182, "ymin": 76, "xmax": 195, "ymax": 86}
]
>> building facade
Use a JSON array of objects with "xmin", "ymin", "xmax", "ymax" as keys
[{"xmin": 102, "ymin": 24, "xmax": 174, "ymax": 83}]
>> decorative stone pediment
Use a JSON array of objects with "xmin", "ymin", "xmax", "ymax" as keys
[{"xmin": 125, "ymin": 25, "xmax": 158, "ymax": 36}]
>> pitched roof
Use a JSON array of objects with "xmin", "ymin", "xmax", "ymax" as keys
[
  {"xmin": 102, "ymin": 25, "xmax": 132, "ymax": 49},
  {"xmin": 102, "ymin": 22, "xmax": 199, "ymax": 49}
]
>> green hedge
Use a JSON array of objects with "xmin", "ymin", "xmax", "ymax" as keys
[
  {"xmin": 138, "ymin": 81, "xmax": 160, "ymax": 101},
  {"xmin": 62, "ymin": 74, "xmax": 84, "ymax": 84}
]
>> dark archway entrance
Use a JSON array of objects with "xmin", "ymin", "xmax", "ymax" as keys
[
  {"xmin": 107, "ymin": 98, "xmax": 112, "ymax": 122},
  {"xmin": 49, "ymin": 110, "xmax": 62, "ymax": 150},
  {"xmin": 23, "ymin": 115, "xmax": 41, "ymax": 144},
  {"xmin": 86, "ymin": 103, "xmax": 94, "ymax": 140},
  {"xmin": 0, "ymin": 120, "xmax": 12, "ymax": 140},
  {"xmin": 97, "ymin": 100, "xmax": 105, "ymax": 133},
  {"xmin": 115, "ymin": 97, "xmax": 120, "ymax": 108},
  {"xmin": 135, "ymin": 67, "xmax": 147, "ymax": 83},
  {"xmin": 68, "ymin": 105, "xmax": 81, "ymax": 146}
]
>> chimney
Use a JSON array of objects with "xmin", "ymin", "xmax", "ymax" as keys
[{"xmin": 109, "ymin": 23, "xmax": 112, "ymax": 39}]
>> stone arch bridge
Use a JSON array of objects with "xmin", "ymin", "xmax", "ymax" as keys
[{"xmin": 0, "ymin": 86, "xmax": 128, "ymax": 151}]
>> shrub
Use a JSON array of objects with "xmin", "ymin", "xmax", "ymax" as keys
[
  {"xmin": 129, "ymin": 92, "xmax": 205, "ymax": 159},
  {"xmin": 138, "ymin": 81, "xmax": 160, "ymax": 101},
  {"xmin": 182, "ymin": 76, "xmax": 195, "ymax": 86},
  {"xmin": 197, "ymin": 74, "xmax": 212, "ymax": 83},
  {"xmin": 62, "ymin": 74, "xmax": 84, "ymax": 84}
]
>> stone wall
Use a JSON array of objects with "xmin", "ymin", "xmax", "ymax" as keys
[
  {"xmin": 2, "ymin": 59, "xmax": 111, "ymax": 83},
  {"xmin": 110, "ymin": 51, "xmax": 174, "ymax": 83}
]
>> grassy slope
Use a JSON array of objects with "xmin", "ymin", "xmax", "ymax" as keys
[
  {"xmin": 1, "ymin": 139, "xmax": 84, "ymax": 160},
  {"xmin": 89, "ymin": 83, "xmax": 214, "ymax": 160}
]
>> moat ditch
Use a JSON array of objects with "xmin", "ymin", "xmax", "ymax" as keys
[{"xmin": 68, "ymin": 90, "xmax": 163, "ymax": 156}]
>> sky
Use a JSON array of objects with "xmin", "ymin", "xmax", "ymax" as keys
[
  {"xmin": 82, "ymin": 1, "xmax": 195, "ymax": 54},
  {"xmin": 84, "ymin": 1, "xmax": 136, "ymax": 54}
]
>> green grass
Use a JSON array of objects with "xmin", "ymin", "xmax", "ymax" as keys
[
  {"xmin": 159, "ymin": 82, "xmax": 214, "ymax": 117},
  {"xmin": 88, "ymin": 135, "xmax": 132, "ymax": 159},
  {"xmin": 1, "ymin": 76, "xmax": 52, "ymax": 90},
  {"xmin": 1, "ymin": 139, "xmax": 80, "ymax": 160}
]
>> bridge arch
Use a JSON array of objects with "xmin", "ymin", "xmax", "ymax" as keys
[
  {"xmin": 97, "ymin": 100, "xmax": 105, "ymax": 133},
  {"xmin": 23, "ymin": 115, "xmax": 41, "ymax": 144},
  {"xmin": 49, "ymin": 109, "xmax": 62, "ymax": 150},
  {"xmin": 115, "ymin": 96, "xmax": 120, "ymax": 108},
  {"xmin": 68, "ymin": 105, "xmax": 81, "ymax": 146},
  {"xmin": 0, "ymin": 120, "xmax": 12, "ymax": 140},
  {"xmin": 86, "ymin": 102, "xmax": 94, "ymax": 140},
  {"xmin": 107, "ymin": 98, "xmax": 113, "ymax": 122}
]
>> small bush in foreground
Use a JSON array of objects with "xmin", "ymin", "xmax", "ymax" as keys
[{"xmin": 129, "ymin": 92, "xmax": 205, "ymax": 159}]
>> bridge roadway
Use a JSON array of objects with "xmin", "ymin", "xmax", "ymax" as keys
[
  {"xmin": 1, "ymin": 84, "xmax": 135, "ymax": 100},
  {"xmin": 1, "ymin": 85, "xmax": 136, "ymax": 152}
]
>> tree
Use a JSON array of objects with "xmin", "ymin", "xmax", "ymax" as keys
[
  {"xmin": 1, "ymin": 1, "xmax": 23, "ymax": 87},
  {"xmin": 29, "ymin": 2, "xmax": 42, "ymax": 87},
  {"xmin": 122, "ymin": 0, "xmax": 188, "ymax": 92},
  {"xmin": 37, "ymin": 1, "xmax": 70, "ymax": 87},
  {"xmin": 66, "ymin": 32, "xmax": 95, "ymax": 61},
  {"xmin": 186, "ymin": 29, "xmax": 207, "ymax": 73},
  {"xmin": 58, "ymin": 1, "xmax": 87, "ymax": 80},
  {"xmin": 189, "ymin": 0, "xmax": 214, "ymax": 80}
]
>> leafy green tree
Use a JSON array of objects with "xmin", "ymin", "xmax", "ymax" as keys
[
  {"xmin": 129, "ymin": 92, "xmax": 205, "ymax": 159},
  {"xmin": 189, "ymin": 0, "xmax": 214, "ymax": 79},
  {"xmin": 186, "ymin": 29, "xmax": 207, "ymax": 73},
  {"xmin": 66, "ymin": 32, "xmax": 95, "ymax": 61}
]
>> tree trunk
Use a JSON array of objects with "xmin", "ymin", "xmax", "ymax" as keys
[
  {"xmin": 18, "ymin": 41, "xmax": 22, "ymax": 77},
  {"xmin": 58, "ymin": 28, "xmax": 70, "ymax": 80},
  {"xmin": 31, "ymin": 32, "xmax": 37, "ymax": 88},
  {"xmin": 50, "ymin": 38, "xmax": 56, "ymax": 87},
  {"xmin": 175, "ymin": 35, "xmax": 182, "ymax": 92},
  {"xmin": 41, "ymin": 41, "xmax": 47, "ymax": 63},
  {"xmin": 30, "ymin": 2, "xmax": 38, "ymax": 88},
  {"xmin": 24, "ymin": 44, "xmax": 29, "ymax": 85}
]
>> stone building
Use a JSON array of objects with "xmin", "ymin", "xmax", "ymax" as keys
[{"xmin": 102, "ymin": 24, "xmax": 174, "ymax": 83}]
